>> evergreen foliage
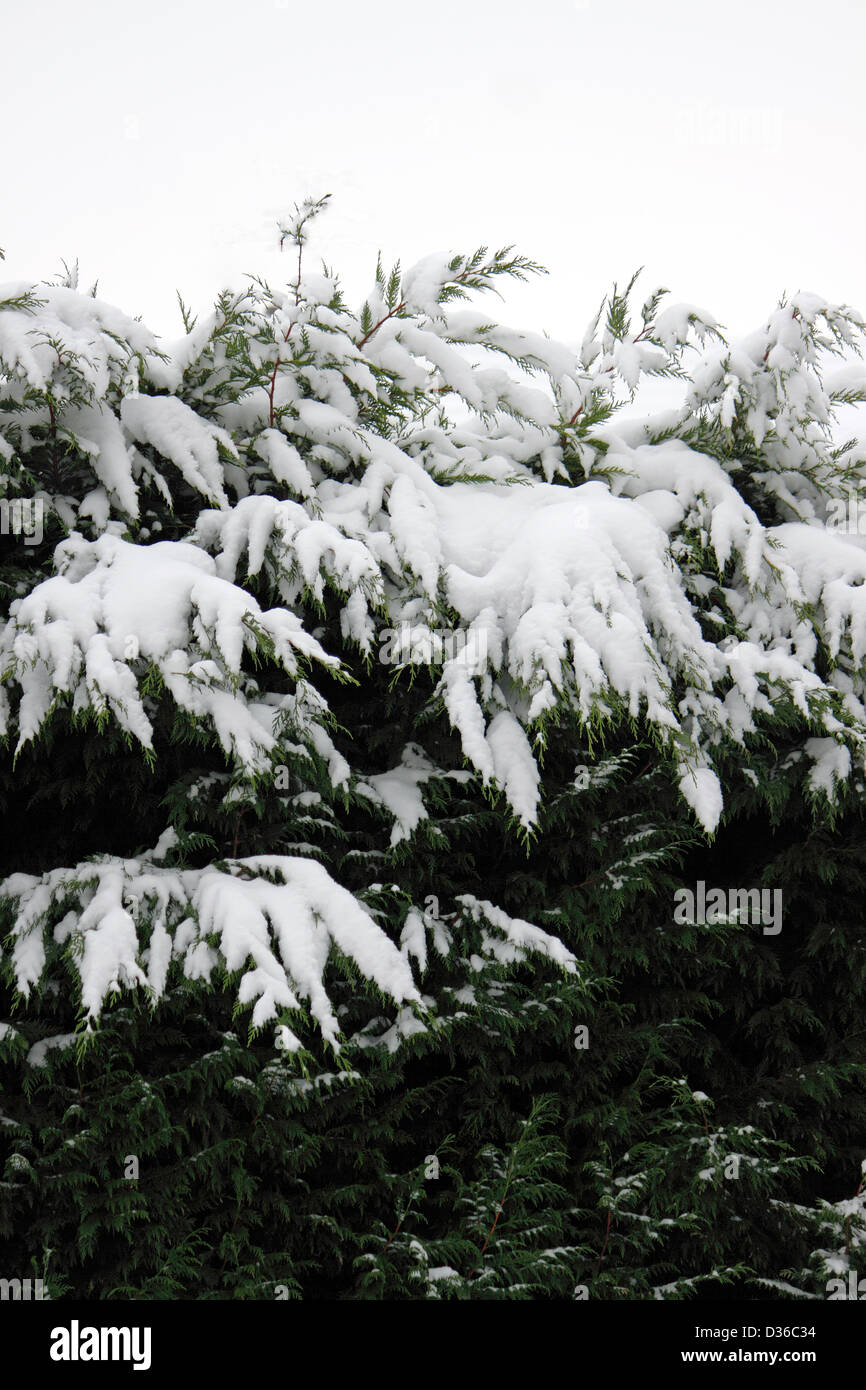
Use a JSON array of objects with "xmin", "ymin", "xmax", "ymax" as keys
[{"xmin": 2, "ymin": 208, "xmax": 866, "ymax": 1299}]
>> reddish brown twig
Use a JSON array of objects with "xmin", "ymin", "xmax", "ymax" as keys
[
  {"xmin": 468, "ymin": 1159, "xmax": 516, "ymax": 1279},
  {"xmin": 358, "ymin": 300, "xmax": 407, "ymax": 351},
  {"xmin": 595, "ymin": 1207, "xmax": 612, "ymax": 1276}
]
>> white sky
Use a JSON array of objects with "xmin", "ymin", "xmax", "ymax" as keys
[{"xmin": 3, "ymin": 0, "xmax": 865, "ymax": 352}]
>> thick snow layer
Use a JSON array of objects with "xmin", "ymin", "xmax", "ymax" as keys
[
  {"xmin": 6, "ymin": 404, "xmax": 866, "ymax": 832},
  {"xmin": 0, "ymin": 846, "xmax": 575, "ymax": 1046},
  {"xmin": 3, "ymin": 258, "xmax": 866, "ymax": 1033},
  {"xmin": 121, "ymin": 394, "xmax": 234, "ymax": 508},
  {"xmin": 0, "ymin": 531, "xmax": 339, "ymax": 770},
  {"xmin": 0, "ymin": 852, "xmax": 419, "ymax": 1044}
]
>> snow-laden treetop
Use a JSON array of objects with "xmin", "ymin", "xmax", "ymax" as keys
[{"xmin": 2, "ymin": 197, "xmax": 866, "ymax": 1049}]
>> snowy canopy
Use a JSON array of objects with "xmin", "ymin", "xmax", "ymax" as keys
[{"xmin": 2, "ymin": 219, "xmax": 865, "ymax": 1042}]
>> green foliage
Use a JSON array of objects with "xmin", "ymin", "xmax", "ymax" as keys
[{"xmin": 1, "ymin": 207, "xmax": 865, "ymax": 1299}]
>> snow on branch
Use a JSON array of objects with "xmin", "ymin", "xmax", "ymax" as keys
[
  {"xmin": 0, "ymin": 530, "xmax": 340, "ymax": 773},
  {"xmin": 0, "ymin": 849, "xmax": 419, "ymax": 1047},
  {"xmin": 0, "ymin": 844, "xmax": 581, "ymax": 1053}
]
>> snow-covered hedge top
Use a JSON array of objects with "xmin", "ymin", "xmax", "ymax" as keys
[{"xmin": 2, "ymin": 200, "xmax": 866, "ymax": 1045}]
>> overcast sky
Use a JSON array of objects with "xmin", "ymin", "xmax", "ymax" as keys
[{"xmin": 3, "ymin": 0, "xmax": 864, "ymax": 352}]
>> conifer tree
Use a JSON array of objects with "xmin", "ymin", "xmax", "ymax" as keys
[{"xmin": 1, "ymin": 205, "xmax": 865, "ymax": 1299}]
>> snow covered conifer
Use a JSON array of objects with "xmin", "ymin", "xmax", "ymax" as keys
[{"xmin": 1, "ymin": 207, "xmax": 866, "ymax": 1298}]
